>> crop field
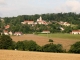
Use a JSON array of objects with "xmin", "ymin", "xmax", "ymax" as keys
[
  {"xmin": 0, "ymin": 50, "xmax": 80, "ymax": 60},
  {"xmin": 11, "ymin": 34, "xmax": 80, "ymax": 50}
]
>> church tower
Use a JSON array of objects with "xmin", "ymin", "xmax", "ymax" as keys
[{"xmin": 39, "ymin": 16, "xmax": 42, "ymax": 21}]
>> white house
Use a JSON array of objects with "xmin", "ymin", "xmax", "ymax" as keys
[
  {"xmin": 63, "ymin": 22, "xmax": 70, "ymax": 26},
  {"xmin": 14, "ymin": 32, "xmax": 22, "ymax": 36},
  {"xmin": 71, "ymin": 30, "xmax": 80, "ymax": 34},
  {"xmin": 59, "ymin": 21, "xmax": 70, "ymax": 26},
  {"xmin": 9, "ymin": 31, "xmax": 13, "ymax": 35},
  {"xmin": 3, "ymin": 30, "xmax": 8, "ymax": 35},
  {"xmin": 41, "ymin": 31, "xmax": 50, "ymax": 34},
  {"xmin": 21, "ymin": 20, "xmax": 34, "ymax": 25}
]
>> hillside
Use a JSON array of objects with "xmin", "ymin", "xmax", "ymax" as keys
[
  {"xmin": 0, "ymin": 50, "xmax": 80, "ymax": 60},
  {"xmin": 1, "ymin": 12, "xmax": 80, "ymax": 34}
]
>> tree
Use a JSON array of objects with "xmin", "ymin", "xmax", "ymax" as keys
[
  {"xmin": 0, "ymin": 35, "xmax": 13, "ymax": 49},
  {"xmin": 69, "ymin": 41, "xmax": 80, "ymax": 53},
  {"xmin": 15, "ymin": 40, "xmax": 40, "ymax": 51},
  {"xmin": 23, "ymin": 40, "xmax": 41, "ymax": 51}
]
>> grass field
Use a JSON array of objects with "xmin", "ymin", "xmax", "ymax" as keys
[
  {"xmin": 11, "ymin": 34, "xmax": 80, "ymax": 50},
  {"xmin": 0, "ymin": 50, "xmax": 80, "ymax": 60},
  {"xmin": 38, "ymin": 33, "xmax": 80, "ymax": 40}
]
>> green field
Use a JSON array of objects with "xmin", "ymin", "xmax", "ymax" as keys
[{"xmin": 38, "ymin": 33, "xmax": 80, "ymax": 40}]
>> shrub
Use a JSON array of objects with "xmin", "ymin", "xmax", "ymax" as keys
[
  {"xmin": 42, "ymin": 43, "xmax": 63, "ymax": 53},
  {"xmin": 49, "ymin": 39, "xmax": 54, "ymax": 42},
  {"xmin": 16, "ymin": 40, "xmax": 40, "ymax": 51},
  {"xmin": 16, "ymin": 41, "xmax": 25, "ymax": 50},
  {"xmin": 69, "ymin": 41, "xmax": 80, "ymax": 53},
  {"xmin": 23, "ymin": 40, "xmax": 38, "ymax": 51}
]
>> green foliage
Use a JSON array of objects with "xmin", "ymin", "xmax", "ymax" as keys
[
  {"xmin": 49, "ymin": 39, "xmax": 53, "ymax": 42},
  {"xmin": 0, "ymin": 35, "xmax": 13, "ymax": 49},
  {"xmin": 69, "ymin": 41, "xmax": 80, "ymax": 53},
  {"xmin": 23, "ymin": 40, "xmax": 38, "ymax": 51},
  {"xmin": 63, "ymin": 26, "xmax": 72, "ymax": 33},
  {"xmin": 16, "ymin": 40, "xmax": 40, "ymax": 51},
  {"xmin": 16, "ymin": 41, "xmax": 25, "ymax": 50},
  {"xmin": 42, "ymin": 43, "xmax": 63, "ymax": 53}
]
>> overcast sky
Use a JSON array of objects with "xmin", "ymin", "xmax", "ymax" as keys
[{"xmin": 0, "ymin": 0, "xmax": 80, "ymax": 17}]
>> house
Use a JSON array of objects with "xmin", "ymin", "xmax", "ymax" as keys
[
  {"xmin": 5, "ymin": 25, "xmax": 10, "ymax": 29},
  {"xmin": 71, "ymin": 30, "xmax": 80, "ymax": 34},
  {"xmin": 41, "ymin": 30, "xmax": 50, "ymax": 34},
  {"xmin": 59, "ymin": 21, "xmax": 70, "ymax": 26},
  {"xmin": 63, "ymin": 22, "xmax": 70, "ymax": 26},
  {"xmin": 1, "ymin": 18, "xmax": 4, "ymax": 22},
  {"xmin": 14, "ymin": 32, "xmax": 22, "ymax": 36},
  {"xmin": 3, "ymin": 30, "xmax": 8, "ymax": 35},
  {"xmin": 21, "ymin": 20, "xmax": 34, "ymax": 25},
  {"xmin": 9, "ymin": 31, "xmax": 13, "ymax": 35}
]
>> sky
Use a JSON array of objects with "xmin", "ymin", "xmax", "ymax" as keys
[{"xmin": 0, "ymin": 0, "xmax": 80, "ymax": 17}]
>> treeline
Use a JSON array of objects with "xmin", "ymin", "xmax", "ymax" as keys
[
  {"xmin": 3, "ymin": 12, "xmax": 80, "ymax": 25},
  {"xmin": 0, "ymin": 35, "xmax": 80, "ymax": 54}
]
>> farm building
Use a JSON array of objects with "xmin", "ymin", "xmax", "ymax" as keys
[{"xmin": 71, "ymin": 30, "xmax": 80, "ymax": 34}]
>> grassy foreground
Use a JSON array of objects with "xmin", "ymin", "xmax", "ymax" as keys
[
  {"xmin": 0, "ymin": 50, "xmax": 80, "ymax": 60},
  {"xmin": 38, "ymin": 33, "xmax": 80, "ymax": 40}
]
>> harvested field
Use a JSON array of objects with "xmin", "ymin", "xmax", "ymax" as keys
[
  {"xmin": 0, "ymin": 50, "xmax": 80, "ymax": 60},
  {"xmin": 11, "ymin": 34, "xmax": 80, "ymax": 50}
]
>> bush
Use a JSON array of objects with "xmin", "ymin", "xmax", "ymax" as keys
[
  {"xmin": 8, "ymin": 41, "xmax": 16, "ymax": 50},
  {"xmin": 23, "ymin": 40, "xmax": 38, "ymax": 51},
  {"xmin": 49, "ymin": 39, "xmax": 54, "ymax": 42},
  {"xmin": 16, "ymin": 41, "xmax": 25, "ymax": 50},
  {"xmin": 69, "ymin": 41, "xmax": 80, "ymax": 53},
  {"xmin": 42, "ymin": 43, "xmax": 63, "ymax": 53},
  {"xmin": 15, "ymin": 40, "xmax": 40, "ymax": 51}
]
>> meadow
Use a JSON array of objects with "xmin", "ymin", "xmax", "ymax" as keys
[{"xmin": 38, "ymin": 33, "xmax": 80, "ymax": 40}]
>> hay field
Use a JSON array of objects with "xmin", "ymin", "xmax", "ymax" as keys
[
  {"xmin": 11, "ymin": 34, "xmax": 80, "ymax": 50},
  {"xmin": 0, "ymin": 50, "xmax": 80, "ymax": 60}
]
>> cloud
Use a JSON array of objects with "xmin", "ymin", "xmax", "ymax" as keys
[
  {"xmin": 54, "ymin": 0, "xmax": 80, "ymax": 13},
  {"xmin": 66, "ymin": 0, "xmax": 80, "ymax": 12},
  {"xmin": 1, "ymin": 0, "xmax": 80, "ymax": 17},
  {"xmin": 0, "ymin": 0, "xmax": 5, "ymax": 5}
]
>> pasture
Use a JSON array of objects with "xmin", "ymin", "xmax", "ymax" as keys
[
  {"xmin": 0, "ymin": 50, "xmax": 80, "ymax": 60},
  {"xmin": 11, "ymin": 34, "xmax": 80, "ymax": 50},
  {"xmin": 38, "ymin": 33, "xmax": 80, "ymax": 40}
]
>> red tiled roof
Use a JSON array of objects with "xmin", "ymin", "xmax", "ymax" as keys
[{"xmin": 72, "ymin": 30, "xmax": 80, "ymax": 32}]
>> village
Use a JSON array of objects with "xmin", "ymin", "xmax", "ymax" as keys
[{"xmin": 1, "ymin": 16, "xmax": 80, "ymax": 36}]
